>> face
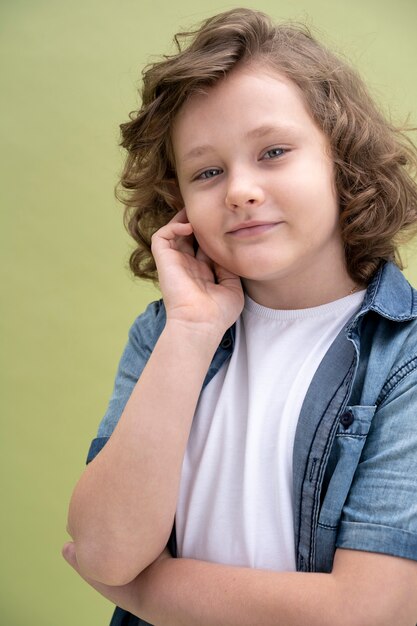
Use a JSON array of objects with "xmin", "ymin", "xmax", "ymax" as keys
[{"xmin": 172, "ymin": 63, "xmax": 349, "ymax": 304}]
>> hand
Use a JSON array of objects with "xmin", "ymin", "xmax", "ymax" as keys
[{"xmin": 151, "ymin": 209, "xmax": 244, "ymax": 337}]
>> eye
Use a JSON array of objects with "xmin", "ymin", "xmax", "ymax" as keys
[
  {"xmin": 194, "ymin": 168, "xmax": 222, "ymax": 181},
  {"xmin": 263, "ymin": 147, "xmax": 286, "ymax": 160}
]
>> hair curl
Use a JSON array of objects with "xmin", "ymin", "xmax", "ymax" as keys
[{"xmin": 116, "ymin": 7, "xmax": 417, "ymax": 284}]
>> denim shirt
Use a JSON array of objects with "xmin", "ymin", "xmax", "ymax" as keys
[{"xmin": 87, "ymin": 261, "xmax": 417, "ymax": 626}]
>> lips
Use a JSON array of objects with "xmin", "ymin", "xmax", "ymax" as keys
[{"xmin": 227, "ymin": 221, "xmax": 282, "ymax": 238}]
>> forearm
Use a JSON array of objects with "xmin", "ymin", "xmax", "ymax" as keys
[
  {"xmin": 64, "ymin": 545, "xmax": 331, "ymax": 626},
  {"xmin": 123, "ymin": 553, "xmax": 416, "ymax": 626},
  {"xmin": 67, "ymin": 321, "xmax": 220, "ymax": 585},
  {"xmin": 134, "ymin": 558, "xmax": 341, "ymax": 626},
  {"xmin": 62, "ymin": 540, "xmax": 417, "ymax": 626}
]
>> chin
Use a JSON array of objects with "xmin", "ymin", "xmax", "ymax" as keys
[{"xmin": 234, "ymin": 268, "xmax": 277, "ymax": 283}]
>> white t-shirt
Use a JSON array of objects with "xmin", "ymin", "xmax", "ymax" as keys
[{"xmin": 176, "ymin": 290, "xmax": 366, "ymax": 571}]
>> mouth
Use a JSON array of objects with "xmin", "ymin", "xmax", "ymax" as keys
[{"xmin": 226, "ymin": 221, "xmax": 282, "ymax": 238}]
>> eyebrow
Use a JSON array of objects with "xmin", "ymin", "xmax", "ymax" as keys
[{"xmin": 180, "ymin": 124, "xmax": 299, "ymax": 163}]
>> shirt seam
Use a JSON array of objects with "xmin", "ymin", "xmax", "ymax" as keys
[{"xmin": 376, "ymin": 355, "xmax": 417, "ymax": 406}]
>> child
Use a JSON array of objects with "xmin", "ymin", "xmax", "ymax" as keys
[{"xmin": 63, "ymin": 8, "xmax": 417, "ymax": 625}]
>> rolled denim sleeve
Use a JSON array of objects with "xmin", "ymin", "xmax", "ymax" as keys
[
  {"xmin": 336, "ymin": 356, "xmax": 417, "ymax": 561},
  {"xmin": 86, "ymin": 299, "xmax": 166, "ymax": 464}
]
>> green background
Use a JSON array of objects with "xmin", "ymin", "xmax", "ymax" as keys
[{"xmin": 1, "ymin": 0, "xmax": 417, "ymax": 624}]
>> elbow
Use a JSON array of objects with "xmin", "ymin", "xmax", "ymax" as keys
[
  {"xmin": 68, "ymin": 539, "xmax": 151, "ymax": 586},
  {"xmin": 65, "ymin": 500, "xmax": 167, "ymax": 585},
  {"xmin": 65, "ymin": 509, "xmax": 144, "ymax": 584}
]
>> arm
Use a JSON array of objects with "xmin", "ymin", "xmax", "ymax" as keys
[
  {"xmin": 66, "ymin": 210, "xmax": 244, "ymax": 585},
  {"xmin": 63, "ymin": 544, "xmax": 417, "ymax": 626},
  {"xmin": 65, "ymin": 360, "xmax": 417, "ymax": 625}
]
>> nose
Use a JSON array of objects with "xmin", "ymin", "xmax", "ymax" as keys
[{"xmin": 224, "ymin": 169, "xmax": 265, "ymax": 210}]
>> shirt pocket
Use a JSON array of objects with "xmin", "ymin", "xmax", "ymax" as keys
[{"xmin": 317, "ymin": 404, "xmax": 377, "ymax": 530}]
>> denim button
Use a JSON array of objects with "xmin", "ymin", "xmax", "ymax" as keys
[
  {"xmin": 340, "ymin": 410, "xmax": 354, "ymax": 429},
  {"xmin": 221, "ymin": 337, "xmax": 232, "ymax": 349}
]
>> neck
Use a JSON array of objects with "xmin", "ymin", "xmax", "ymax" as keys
[{"xmin": 243, "ymin": 262, "xmax": 365, "ymax": 310}]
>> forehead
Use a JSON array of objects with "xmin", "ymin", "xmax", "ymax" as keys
[{"xmin": 171, "ymin": 64, "xmax": 320, "ymax": 162}]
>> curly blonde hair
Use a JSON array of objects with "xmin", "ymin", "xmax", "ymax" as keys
[{"xmin": 116, "ymin": 7, "xmax": 417, "ymax": 284}]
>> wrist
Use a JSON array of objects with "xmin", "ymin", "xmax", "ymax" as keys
[{"xmin": 164, "ymin": 318, "xmax": 225, "ymax": 352}]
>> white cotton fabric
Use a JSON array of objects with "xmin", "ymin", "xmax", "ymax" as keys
[{"xmin": 176, "ymin": 289, "xmax": 366, "ymax": 571}]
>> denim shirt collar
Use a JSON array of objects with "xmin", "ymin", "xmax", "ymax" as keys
[{"xmin": 353, "ymin": 260, "xmax": 417, "ymax": 324}]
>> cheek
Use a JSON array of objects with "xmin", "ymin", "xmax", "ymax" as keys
[
  {"xmin": 185, "ymin": 210, "xmax": 207, "ymax": 237},
  {"xmin": 291, "ymin": 167, "xmax": 339, "ymax": 225},
  {"xmin": 192, "ymin": 227, "xmax": 219, "ymax": 257},
  {"xmin": 184, "ymin": 199, "xmax": 219, "ymax": 241},
  {"xmin": 189, "ymin": 217, "xmax": 228, "ymax": 263},
  {"xmin": 183, "ymin": 194, "xmax": 207, "ymax": 227},
  {"xmin": 184, "ymin": 209, "xmax": 215, "ymax": 249}
]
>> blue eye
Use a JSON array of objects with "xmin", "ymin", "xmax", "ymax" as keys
[
  {"xmin": 263, "ymin": 147, "xmax": 286, "ymax": 159},
  {"xmin": 196, "ymin": 168, "xmax": 222, "ymax": 180}
]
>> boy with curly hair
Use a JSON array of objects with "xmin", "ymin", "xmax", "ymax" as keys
[{"xmin": 64, "ymin": 9, "xmax": 417, "ymax": 625}]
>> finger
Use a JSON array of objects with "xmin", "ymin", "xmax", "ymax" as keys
[
  {"xmin": 213, "ymin": 262, "xmax": 242, "ymax": 285},
  {"xmin": 62, "ymin": 541, "xmax": 108, "ymax": 592},
  {"xmin": 61, "ymin": 542, "xmax": 120, "ymax": 597},
  {"xmin": 195, "ymin": 246, "xmax": 214, "ymax": 266},
  {"xmin": 62, "ymin": 541, "xmax": 78, "ymax": 570},
  {"xmin": 156, "ymin": 220, "xmax": 193, "ymax": 239},
  {"xmin": 173, "ymin": 221, "xmax": 196, "ymax": 256},
  {"xmin": 168, "ymin": 209, "xmax": 195, "ymax": 253},
  {"xmin": 152, "ymin": 221, "xmax": 194, "ymax": 252},
  {"xmin": 169, "ymin": 207, "xmax": 188, "ymax": 224}
]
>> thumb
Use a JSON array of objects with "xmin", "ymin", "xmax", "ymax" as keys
[
  {"xmin": 213, "ymin": 261, "xmax": 241, "ymax": 284},
  {"xmin": 62, "ymin": 541, "xmax": 78, "ymax": 569}
]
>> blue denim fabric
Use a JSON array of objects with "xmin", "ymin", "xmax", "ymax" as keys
[{"xmin": 86, "ymin": 260, "xmax": 417, "ymax": 625}]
